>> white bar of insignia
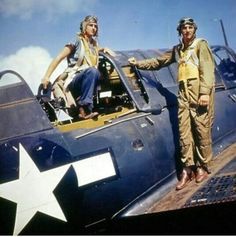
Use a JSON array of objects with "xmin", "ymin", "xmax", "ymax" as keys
[{"xmin": 72, "ymin": 152, "xmax": 116, "ymax": 186}]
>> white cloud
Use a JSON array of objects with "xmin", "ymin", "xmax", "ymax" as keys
[
  {"xmin": 0, "ymin": 46, "xmax": 66, "ymax": 94},
  {"xmin": 0, "ymin": 0, "xmax": 98, "ymax": 20}
]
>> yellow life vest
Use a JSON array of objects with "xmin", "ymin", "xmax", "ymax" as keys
[
  {"xmin": 175, "ymin": 38, "xmax": 204, "ymax": 82},
  {"xmin": 80, "ymin": 37, "xmax": 99, "ymax": 67},
  {"xmin": 63, "ymin": 36, "xmax": 99, "ymax": 89}
]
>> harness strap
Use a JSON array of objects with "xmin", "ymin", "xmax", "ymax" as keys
[
  {"xmin": 75, "ymin": 37, "xmax": 85, "ymax": 67},
  {"xmin": 80, "ymin": 37, "xmax": 98, "ymax": 67},
  {"xmin": 175, "ymin": 38, "xmax": 204, "ymax": 67}
]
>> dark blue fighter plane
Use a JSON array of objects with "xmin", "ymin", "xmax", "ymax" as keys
[{"xmin": 0, "ymin": 44, "xmax": 236, "ymax": 235}]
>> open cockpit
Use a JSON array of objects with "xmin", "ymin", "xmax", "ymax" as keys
[{"xmin": 37, "ymin": 53, "xmax": 148, "ymax": 132}]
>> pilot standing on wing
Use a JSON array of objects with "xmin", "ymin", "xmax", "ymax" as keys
[
  {"xmin": 42, "ymin": 15, "xmax": 115, "ymax": 119},
  {"xmin": 128, "ymin": 17, "xmax": 215, "ymax": 190}
]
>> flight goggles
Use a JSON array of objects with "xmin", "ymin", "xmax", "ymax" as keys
[
  {"xmin": 177, "ymin": 17, "xmax": 197, "ymax": 34},
  {"xmin": 179, "ymin": 17, "xmax": 195, "ymax": 25}
]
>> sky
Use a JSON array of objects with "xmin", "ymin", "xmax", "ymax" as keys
[{"xmin": 0, "ymin": 0, "xmax": 236, "ymax": 94}]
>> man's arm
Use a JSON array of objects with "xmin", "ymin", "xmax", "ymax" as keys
[
  {"xmin": 198, "ymin": 40, "xmax": 215, "ymax": 95},
  {"xmin": 128, "ymin": 48, "xmax": 176, "ymax": 70},
  {"xmin": 197, "ymin": 40, "xmax": 215, "ymax": 106},
  {"xmin": 41, "ymin": 46, "xmax": 72, "ymax": 89}
]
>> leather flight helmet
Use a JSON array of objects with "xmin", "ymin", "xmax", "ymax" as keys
[
  {"xmin": 80, "ymin": 15, "xmax": 98, "ymax": 36},
  {"xmin": 177, "ymin": 17, "xmax": 198, "ymax": 36}
]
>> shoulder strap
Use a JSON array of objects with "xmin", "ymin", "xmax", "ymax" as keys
[
  {"xmin": 189, "ymin": 38, "xmax": 206, "ymax": 67},
  {"xmin": 79, "ymin": 37, "xmax": 94, "ymax": 67},
  {"xmin": 191, "ymin": 38, "xmax": 205, "ymax": 48},
  {"xmin": 75, "ymin": 37, "xmax": 85, "ymax": 67},
  {"xmin": 174, "ymin": 38, "xmax": 206, "ymax": 61},
  {"xmin": 174, "ymin": 44, "xmax": 180, "ymax": 63}
]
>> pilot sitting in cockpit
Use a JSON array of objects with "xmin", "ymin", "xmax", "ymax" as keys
[{"xmin": 41, "ymin": 15, "xmax": 115, "ymax": 120}]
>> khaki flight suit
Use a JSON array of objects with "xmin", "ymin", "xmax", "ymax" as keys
[{"xmin": 135, "ymin": 38, "xmax": 215, "ymax": 169}]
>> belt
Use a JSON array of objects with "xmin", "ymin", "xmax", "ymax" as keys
[{"xmin": 179, "ymin": 78, "xmax": 197, "ymax": 86}]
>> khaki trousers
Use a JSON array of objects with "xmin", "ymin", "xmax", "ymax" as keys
[{"xmin": 177, "ymin": 78, "xmax": 214, "ymax": 168}]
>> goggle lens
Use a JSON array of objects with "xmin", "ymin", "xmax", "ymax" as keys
[{"xmin": 180, "ymin": 18, "xmax": 194, "ymax": 24}]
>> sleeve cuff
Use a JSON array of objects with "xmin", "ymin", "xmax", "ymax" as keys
[{"xmin": 199, "ymin": 86, "xmax": 211, "ymax": 95}]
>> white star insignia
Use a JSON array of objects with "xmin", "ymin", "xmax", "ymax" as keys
[
  {"xmin": 0, "ymin": 143, "xmax": 70, "ymax": 235},
  {"xmin": 0, "ymin": 143, "xmax": 116, "ymax": 235}
]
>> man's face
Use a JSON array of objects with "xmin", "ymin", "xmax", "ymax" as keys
[
  {"xmin": 85, "ymin": 22, "xmax": 98, "ymax": 37},
  {"xmin": 181, "ymin": 24, "xmax": 195, "ymax": 42}
]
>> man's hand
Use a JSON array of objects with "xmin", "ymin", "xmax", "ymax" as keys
[
  {"xmin": 198, "ymin": 94, "xmax": 210, "ymax": 106},
  {"xmin": 100, "ymin": 47, "xmax": 116, "ymax": 57},
  {"xmin": 128, "ymin": 57, "xmax": 138, "ymax": 66}
]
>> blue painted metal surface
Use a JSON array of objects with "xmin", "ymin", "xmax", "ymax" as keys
[{"xmin": 0, "ymin": 45, "xmax": 236, "ymax": 235}]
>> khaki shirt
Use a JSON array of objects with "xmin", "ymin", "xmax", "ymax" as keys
[{"xmin": 136, "ymin": 39, "xmax": 215, "ymax": 95}]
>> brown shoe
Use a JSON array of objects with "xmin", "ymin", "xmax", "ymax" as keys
[
  {"xmin": 176, "ymin": 168, "xmax": 194, "ymax": 191},
  {"xmin": 195, "ymin": 167, "xmax": 208, "ymax": 183}
]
